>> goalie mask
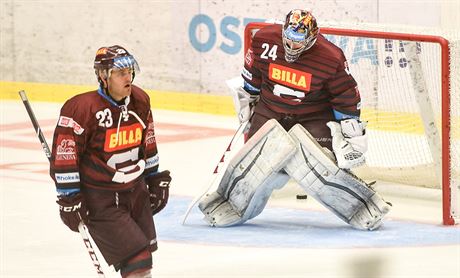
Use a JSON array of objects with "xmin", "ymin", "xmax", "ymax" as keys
[
  {"xmin": 282, "ymin": 9, "xmax": 319, "ymax": 63},
  {"xmin": 94, "ymin": 45, "xmax": 140, "ymax": 86}
]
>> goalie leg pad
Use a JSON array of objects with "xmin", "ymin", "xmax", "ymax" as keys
[
  {"xmin": 198, "ymin": 119, "xmax": 296, "ymax": 227},
  {"xmin": 199, "ymin": 172, "xmax": 290, "ymax": 227},
  {"xmin": 284, "ymin": 124, "xmax": 391, "ymax": 230},
  {"xmin": 198, "ymin": 191, "xmax": 242, "ymax": 227},
  {"xmin": 349, "ymin": 193, "xmax": 391, "ymax": 231}
]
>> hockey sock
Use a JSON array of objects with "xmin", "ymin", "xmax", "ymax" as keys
[{"xmin": 120, "ymin": 249, "xmax": 152, "ymax": 278}]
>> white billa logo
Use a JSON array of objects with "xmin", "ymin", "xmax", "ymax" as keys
[{"xmin": 116, "ymin": 48, "xmax": 126, "ymax": 54}]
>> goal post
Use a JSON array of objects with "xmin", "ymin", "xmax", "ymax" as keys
[{"xmin": 243, "ymin": 22, "xmax": 459, "ymax": 225}]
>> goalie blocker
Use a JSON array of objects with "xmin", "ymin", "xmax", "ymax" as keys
[{"xmin": 199, "ymin": 120, "xmax": 391, "ymax": 230}]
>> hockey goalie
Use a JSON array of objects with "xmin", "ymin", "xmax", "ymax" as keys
[{"xmin": 198, "ymin": 9, "xmax": 391, "ymax": 230}]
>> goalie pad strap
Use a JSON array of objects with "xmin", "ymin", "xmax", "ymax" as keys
[
  {"xmin": 224, "ymin": 137, "xmax": 268, "ymax": 199},
  {"xmin": 297, "ymin": 144, "xmax": 373, "ymax": 220}
]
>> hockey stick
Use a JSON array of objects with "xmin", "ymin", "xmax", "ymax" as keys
[
  {"xmin": 181, "ymin": 120, "xmax": 249, "ymax": 225},
  {"xmin": 18, "ymin": 90, "xmax": 106, "ymax": 278}
]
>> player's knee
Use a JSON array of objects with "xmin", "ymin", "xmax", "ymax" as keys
[{"xmin": 120, "ymin": 248, "xmax": 152, "ymax": 278}]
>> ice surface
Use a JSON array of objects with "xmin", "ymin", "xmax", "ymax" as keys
[{"xmin": 1, "ymin": 101, "xmax": 459, "ymax": 278}]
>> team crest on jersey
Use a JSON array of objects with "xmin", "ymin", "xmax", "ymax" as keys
[
  {"xmin": 55, "ymin": 135, "xmax": 77, "ymax": 166},
  {"xmin": 245, "ymin": 48, "xmax": 254, "ymax": 67},
  {"xmin": 58, "ymin": 116, "xmax": 84, "ymax": 135},
  {"xmin": 269, "ymin": 64, "xmax": 312, "ymax": 91},
  {"xmin": 104, "ymin": 123, "xmax": 143, "ymax": 152}
]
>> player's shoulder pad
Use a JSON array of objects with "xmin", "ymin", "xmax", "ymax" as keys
[
  {"xmin": 58, "ymin": 90, "xmax": 99, "ymax": 132},
  {"xmin": 61, "ymin": 90, "xmax": 98, "ymax": 118},
  {"xmin": 131, "ymin": 85, "xmax": 151, "ymax": 109},
  {"xmin": 315, "ymin": 33, "xmax": 347, "ymax": 62},
  {"xmin": 252, "ymin": 24, "xmax": 282, "ymax": 44}
]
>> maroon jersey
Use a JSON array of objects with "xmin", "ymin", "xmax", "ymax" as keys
[
  {"xmin": 50, "ymin": 85, "xmax": 160, "ymax": 193},
  {"xmin": 242, "ymin": 24, "xmax": 361, "ymax": 117}
]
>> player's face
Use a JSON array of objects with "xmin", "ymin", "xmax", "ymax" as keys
[{"xmin": 107, "ymin": 68, "xmax": 133, "ymax": 101}]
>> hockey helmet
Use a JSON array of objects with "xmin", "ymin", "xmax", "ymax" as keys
[
  {"xmin": 282, "ymin": 9, "xmax": 319, "ymax": 62},
  {"xmin": 94, "ymin": 45, "xmax": 139, "ymax": 83}
]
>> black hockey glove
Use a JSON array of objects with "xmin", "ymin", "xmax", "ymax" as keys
[
  {"xmin": 146, "ymin": 170, "xmax": 172, "ymax": 215},
  {"xmin": 56, "ymin": 192, "xmax": 88, "ymax": 232}
]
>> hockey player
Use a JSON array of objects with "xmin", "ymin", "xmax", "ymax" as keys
[
  {"xmin": 199, "ymin": 9, "xmax": 390, "ymax": 230},
  {"xmin": 50, "ymin": 45, "xmax": 171, "ymax": 278}
]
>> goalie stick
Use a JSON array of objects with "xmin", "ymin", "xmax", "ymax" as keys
[
  {"xmin": 18, "ymin": 90, "xmax": 106, "ymax": 278},
  {"xmin": 181, "ymin": 120, "xmax": 249, "ymax": 225}
]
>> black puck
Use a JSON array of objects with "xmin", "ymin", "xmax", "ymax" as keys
[{"xmin": 296, "ymin": 194, "xmax": 308, "ymax": 200}]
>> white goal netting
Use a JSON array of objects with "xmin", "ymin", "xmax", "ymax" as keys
[{"xmin": 245, "ymin": 22, "xmax": 459, "ymax": 224}]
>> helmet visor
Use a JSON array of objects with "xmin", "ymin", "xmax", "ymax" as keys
[{"xmin": 113, "ymin": 55, "xmax": 140, "ymax": 73}]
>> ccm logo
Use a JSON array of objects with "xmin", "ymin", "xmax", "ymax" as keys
[
  {"xmin": 59, "ymin": 202, "xmax": 82, "ymax": 212},
  {"xmin": 159, "ymin": 181, "xmax": 170, "ymax": 187}
]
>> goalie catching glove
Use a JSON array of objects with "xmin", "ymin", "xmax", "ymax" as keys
[
  {"xmin": 146, "ymin": 170, "xmax": 172, "ymax": 215},
  {"xmin": 56, "ymin": 192, "xmax": 88, "ymax": 232},
  {"xmin": 327, "ymin": 119, "xmax": 368, "ymax": 169}
]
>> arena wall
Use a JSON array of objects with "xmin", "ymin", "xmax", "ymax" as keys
[{"xmin": 1, "ymin": 0, "xmax": 458, "ymax": 114}]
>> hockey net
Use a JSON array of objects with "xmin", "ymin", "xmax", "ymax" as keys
[{"xmin": 243, "ymin": 22, "xmax": 459, "ymax": 225}]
